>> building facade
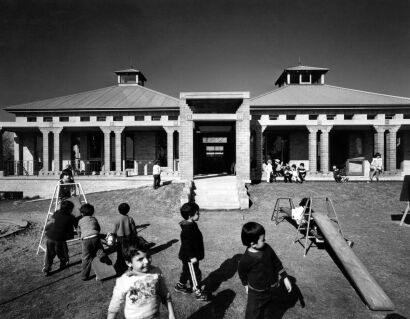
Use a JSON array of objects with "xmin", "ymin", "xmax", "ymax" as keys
[{"xmin": 1, "ymin": 66, "xmax": 410, "ymax": 182}]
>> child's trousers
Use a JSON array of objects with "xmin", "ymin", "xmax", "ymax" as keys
[
  {"xmin": 81, "ymin": 236, "xmax": 105, "ymax": 280},
  {"xmin": 44, "ymin": 239, "xmax": 69, "ymax": 271},
  {"xmin": 245, "ymin": 286, "xmax": 281, "ymax": 319},
  {"xmin": 179, "ymin": 261, "xmax": 202, "ymax": 289}
]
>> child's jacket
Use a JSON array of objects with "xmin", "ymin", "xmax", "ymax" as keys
[
  {"xmin": 46, "ymin": 210, "xmax": 77, "ymax": 241},
  {"xmin": 78, "ymin": 216, "xmax": 101, "ymax": 239},
  {"xmin": 112, "ymin": 214, "xmax": 137, "ymax": 237},
  {"xmin": 178, "ymin": 220, "xmax": 204, "ymax": 262},
  {"xmin": 238, "ymin": 244, "xmax": 287, "ymax": 291}
]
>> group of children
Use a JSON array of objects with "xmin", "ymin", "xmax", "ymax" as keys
[
  {"xmin": 264, "ymin": 159, "xmax": 307, "ymax": 183},
  {"xmin": 43, "ymin": 198, "xmax": 292, "ymax": 319}
]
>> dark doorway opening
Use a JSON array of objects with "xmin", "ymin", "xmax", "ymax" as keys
[
  {"xmin": 194, "ymin": 122, "xmax": 236, "ymax": 175},
  {"xmin": 329, "ymin": 131, "xmax": 349, "ymax": 168}
]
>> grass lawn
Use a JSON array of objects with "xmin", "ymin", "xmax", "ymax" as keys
[{"xmin": 0, "ymin": 181, "xmax": 409, "ymax": 319}]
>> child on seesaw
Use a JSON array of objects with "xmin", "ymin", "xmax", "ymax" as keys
[
  {"xmin": 238, "ymin": 222, "xmax": 292, "ymax": 319},
  {"xmin": 107, "ymin": 244, "xmax": 175, "ymax": 319}
]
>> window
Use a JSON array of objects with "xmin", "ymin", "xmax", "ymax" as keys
[
  {"xmin": 113, "ymin": 116, "xmax": 123, "ymax": 121},
  {"xmin": 59, "ymin": 116, "xmax": 69, "ymax": 122},
  {"xmin": 135, "ymin": 115, "xmax": 144, "ymax": 121},
  {"xmin": 344, "ymin": 114, "xmax": 354, "ymax": 120},
  {"xmin": 43, "ymin": 117, "xmax": 52, "ymax": 122},
  {"xmin": 80, "ymin": 116, "xmax": 90, "ymax": 122},
  {"xmin": 367, "ymin": 114, "xmax": 376, "ymax": 120},
  {"xmin": 301, "ymin": 73, "xmax": 310, "ymax": 83},
  {"xmin": 404, "ymin": 114, "xmax": 410, "ymax": 119},
  {"xmin": 286, "ymin": 114, "xmax": 296, "ymax": 120},
  {"xmin": 309, "ymin": 114, "xmax": 318, "ymax": 120},
  {"xmin": 168, "ymin": 115, "xmax": 178, "ymax": 121},
  {"xmin": 97, "ymin": 116, "xmax": 106, "ymax": 122},
  {"xmin": 27, "ymin": 117, "xmax": 37, "ymax": 122},
  {"xmin": 152, "ymin": 115, "xmax": 161, "ymax": 121},
  {"xmin": 206, "ymin": 145, "xmax": 224, "ymax": 157},
  {"xmin": 385, "ymin": 114, "xmax": 395, "ymax": 120},
  {"xmin": 203, "ymin": 137, "xmax": 227, "ymax": 144},
  {"xmin": 269, "ymin": 115, "xmax": 279, "ymax": 120},
  {"xmin": 326, "ymin": 114, "xmax": 336, "ymax": 120}
]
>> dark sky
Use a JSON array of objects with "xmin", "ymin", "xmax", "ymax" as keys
[{"xmin": 1, "ymin": 0, "xmax": 409, "ymax": 121}]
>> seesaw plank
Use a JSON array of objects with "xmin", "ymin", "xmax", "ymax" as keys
[{"xmin": 312, "ymin": 212, "xmax": 394, "ymax": 311}]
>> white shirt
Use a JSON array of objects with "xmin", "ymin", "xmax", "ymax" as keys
[{"xmin": 153, "ymin": 164, "xmax": 161, "ymax": 175}]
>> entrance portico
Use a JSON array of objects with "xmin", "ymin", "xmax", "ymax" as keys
[{"xmin": 178, "ymin": 92, "xmax": 250, "ymax": 182}]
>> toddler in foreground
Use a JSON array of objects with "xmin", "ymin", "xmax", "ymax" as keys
[
  {"xmin": 107, "ymin": 244, "xmax": 175, "ymax": 319},
  {"xmin": 238, "ymin": 222, "xmax": 292, "ymax": 319}
]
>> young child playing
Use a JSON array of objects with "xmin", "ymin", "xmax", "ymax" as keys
[
  {"xmin": 153, "ymin": 160, "xmax": 161, "ymax": 189},
  {"xmin": 78, "ymin": 203, "xmax": 111, "ymax": 281},
  {"xmin": 297, "ymin": 163, "xmax": 307, "ymax": 183},
  {"xmin": 283, "ymin": 164, "xmax": 292, "ymax": 183},
  {"xmin": 107, "ymin": 244, "xmax": 175, "ymax": 319},
  {"xmin": 333, "ymin": 165, "xmax": 348, "ymax": 183},
  {"xmin": 43, "ymin": 200, "xmax": 78, "ymax": 276},
  {"xmin": 265, "ymin": 160, "xmax": 273, "ymax": 183},
  {"xmin": 108, "ymin": 202, "xmax": 138, "ymax": 274},
  {"xmin": 174, "ymin": 202, "xmax": 209, "ymax": 301},
  {"xmin": 291, "ymin": 164, "xmax": 301, "ymax": 183},
  {"xmin": 238, "ymin": 222, "xmax": 292, "ymax": 319}
]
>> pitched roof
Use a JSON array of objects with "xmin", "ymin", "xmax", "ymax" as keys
[
  {"xmin": 251, "ymin": 84, "xmax": 410, "ymax": 107},
  {"xmin": 5, "ymin": 85, "xmax": 180, "ymax": 112}
]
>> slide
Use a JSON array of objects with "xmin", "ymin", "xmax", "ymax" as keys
[{"xmin": 312, "ymin": 212, "xmax": 394, "ymax": 311}]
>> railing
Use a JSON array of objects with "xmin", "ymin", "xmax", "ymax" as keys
[
  {"xmin": 76, "ymin": 160, "xmax": 102, "ymax": 175},
  {"xmin": 2, "ymin": 160, "xmax": 43, "ymax": 176}
]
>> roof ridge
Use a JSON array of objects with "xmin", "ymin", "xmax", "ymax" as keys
[
  {"xmin": 135, "ymin": 85, "xmax": 180, "ymax": 103},
  {"xmin": 324, "ymin": 84, "xmax": 410, "ymax": 101}
]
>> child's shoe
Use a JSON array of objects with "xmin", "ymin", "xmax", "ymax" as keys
[
  {"xmin": 42, "ymin": 267, "xmax": 50, "ymax": 277},
  {"xmin": 195, "ymin": 290, "xmax": 210, "ymax": 301},
  {"xmin": 174, "ymin": 282, "xmax": 192, "ymax": 294},
  {"xmin": 100, "ymin": 255, "xmax": 113, "ymax": 266}
]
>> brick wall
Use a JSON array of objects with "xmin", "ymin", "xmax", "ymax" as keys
[
  {"xmin": 235, "ymin": 99, "xmax": 250, "ymax": 181},
  {"xmin": 179, "ymin": 101, "xmax": 194, "ymax": 181}
]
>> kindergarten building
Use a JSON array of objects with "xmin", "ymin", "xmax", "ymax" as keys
[{"xmin": 1, "ymin": 65, "xmax": 410, "ymax": 185}]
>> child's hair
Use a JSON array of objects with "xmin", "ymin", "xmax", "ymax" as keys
[
  {"xmin": 299, "ymin": 198, "xmax": 311, "ymax": 209},
  {"xmin": 180, "ymin": 202, "xmax": 200, "ymax": 220},
  {"xmin": 118, "ymin": 203, "xmax": 130, "ymax": 215},
  {"xmin": 60, "ymin": 200, "xmax": 74, "ymax": 214},
  {"xmin": 241, "ymin": 222, "xmax": 265, "ymax": 247},
  {"xmin": 154, "ymin": 159, "xmax": 159, "ymax": 165},
  {"xmin": 374, "ymin": 152, "xmax": 381, "ymax": 157},
  {"xmin": 123, "ymin": 243, "xmax": 150, "ymax": 263},
  {"xmin": 299, "ymin": 163, "xmax": 304, "ymax": 167},
  {"xmin": 80, "ymin": 203, "xmax": 94, "ymax": 216},
  {"xmin": 291, "ymin": 164, "xmax": 296, "ymax": 169}
]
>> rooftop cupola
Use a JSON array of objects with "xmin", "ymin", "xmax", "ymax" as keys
[
  {"xmin": 115, "ymin": 68, "xmax": 147, "ymax": 86},
  {"xmin": 274, "ymin": 65, "xmax": 329, "ymax": 87}
]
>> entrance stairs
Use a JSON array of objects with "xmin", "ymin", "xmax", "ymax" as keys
[{"xmin": 193, "ymin": 175, "xmax": 242, "ymax": 210}]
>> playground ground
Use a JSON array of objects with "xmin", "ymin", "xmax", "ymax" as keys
[{"xmin": 0, "ymin": 181, "xmax": 409, "ymax": 319}]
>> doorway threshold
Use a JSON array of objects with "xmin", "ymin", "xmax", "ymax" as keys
[{"xmin": 194, "ymin": 173, "xmax": 234, "ymax": 180}]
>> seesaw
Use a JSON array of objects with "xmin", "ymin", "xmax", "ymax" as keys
[{"xmin": 313, "ymin": 212, "xmax": 394, "ymax": 311}]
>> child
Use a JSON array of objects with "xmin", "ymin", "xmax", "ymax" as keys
[
  {"xmin": 153, "ymin": 160, "xmax": 161, "ymax": 189},
  {"xmin": 333, "ymin": 165, "xmax": 348, "ymax": 183},
  {"xmin": 274, "ymin": 159, "xmax": 283, "ymax": 177},
  {"xmin": 78, "ymin": 203, "xmax": 111, "ymax": 281},
  {"xmin": 265, "ymin": 160, "xmax": 273, "ymax": 183},
  {"xmin": 58, "ymin": 171, "xmax": 75, "ymax": 201},
  {"xmin": 109, "ymin": 203, "xmax": 138, "ymax": 274},
  {"xmin": 174, "ymin": 202, "xmax": 209, "ymax": 301},
  {"xmin": 238, "ymin": 222, "xmax": 292, "ymax": 319},
  {"xmin": 283, "ymin": 164, "xmax": 292, "ymax": 183},
  {"xmin": 42, "ymin": 200, "xmax": 78, "ymax": 276},
  {"xmin": 107, "ymin": 244, "xmax": 175, "ymax": 319},
  {"xmin": 369, "ymin": 152, "xmax": 383, "ymax": 182},
  {"xmin": 297, "ymin": 163, "xmax": 307, "ymax": 183},
  {"xmin": 291, "ymin": 164, "xmax": 300, "ymax": 183}
]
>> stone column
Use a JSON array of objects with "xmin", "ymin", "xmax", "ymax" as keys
[
  {"xmin": 39, "ymin": 128, "xmax": 50, "ymax": 172},
  {"xmin": 179, "ymin": 100, "xmax": 194, "ymax": 181},
  {"xmin": 113, "ymin": 127, "xmax": 125, "ymax": 173},
  {"xmin": 164, "ymin": 127, "xmax": 175, "ymax": 170},
  {"xmin": 133, "ymin": 132, "xmax": 138, "ymax": 174},
  {"xmin": 387, "ymin": 125, "xmax": 400, "ymax": 171},
  {"xmin": 100, "ymin": 127, "xmax": 111, "ymax": 172},
  {"xmin": 254, "ymin": 123, "xmax": 267, "ymax": 180},
  {"xmin": 319, "ymin": 126, "xmax": 332, "ymax": 173},
  {"xmin": 307, "ymin": 126, "xmax": 319, "ymax": 173},
  {"xmin": 373, "ymin": 125, "xmax": 386, "ymax": 160},
  {"xmin": 0, "ymin": 127, "xmax": 3, "ymax": 173},
  {"xmin": 52, "ymin": 128, "xmax": 63, "ymax": 172},
  {"xmin": 235, "ymin": 98, "xmax": 251, "ymax": 181}
]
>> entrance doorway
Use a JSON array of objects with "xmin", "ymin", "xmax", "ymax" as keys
[{"xmin": 194, "ymin": 122, "xmax": 235, "ymax": 175}]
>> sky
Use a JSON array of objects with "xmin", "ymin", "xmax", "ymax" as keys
[{"xmin": 0, "ymin": 0, "xmax": 409, "ymax": 121}]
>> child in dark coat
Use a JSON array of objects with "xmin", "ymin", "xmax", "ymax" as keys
[
  {"xmin": 78, "ymin": 203, "xmax": 111, "ymax": 280},
  {"xmin": 174, "ymin": 202, "xmax": 209, "ymax": 301},
  {"xmin": 42, "ymin": 200, "xmax": 78, "ymax": 276},
  {"xmin": 109, "ymin": 202, "xmax": 138, "ymax": 275},
  {"xmin": 238, "ymin": 222, "xmax": 292, "ymax": 319}
]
